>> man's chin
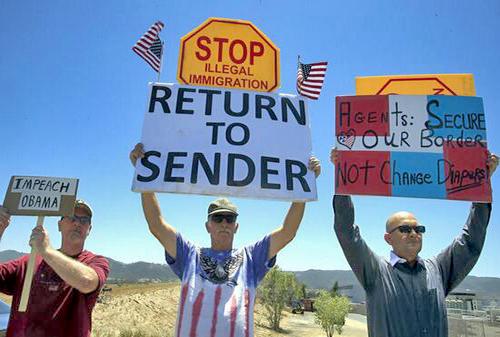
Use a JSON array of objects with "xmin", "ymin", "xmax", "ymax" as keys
[
  {"xmin": 407, "ymin": 245, "xmax": 422, "ymax": 255},
  {"xmin": 69, "ymin": 233, "xmax": 84, "ymax": 241}
]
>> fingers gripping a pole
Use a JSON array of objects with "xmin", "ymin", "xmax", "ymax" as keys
[{"xmin": 18, "ymin": 215, "xmax": 44, "ymax": 312}]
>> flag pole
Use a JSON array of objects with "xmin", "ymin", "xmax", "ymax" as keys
[
  {"xmin": 157, "ymin": 41, "xmax": 164, "ymax": 83},
  {"xmin": 296, "ymin": 55, "xmax": 300, "ymax": 96}
]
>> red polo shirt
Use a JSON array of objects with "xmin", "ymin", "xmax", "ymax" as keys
[{"xmin": 0, "ymin": 251, "xmax": 109, "ymax": 337}]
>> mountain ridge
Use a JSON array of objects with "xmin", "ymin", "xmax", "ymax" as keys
[{"xmin": 2, "ymin": 250, "xmax": 499, "ymax": 303}]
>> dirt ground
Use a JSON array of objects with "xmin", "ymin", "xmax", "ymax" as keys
[
  {"xmin": 1, "ymin": 282, "xmax": 368, "ymax": 337},
  {"xmin": 91, "ymin": 282, "xmax": 367, "ymax": 337}
]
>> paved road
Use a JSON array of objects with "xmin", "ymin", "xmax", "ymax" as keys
[{"xmin": 348, "ymin": 313, "xmax": 367, "ymax": 324}]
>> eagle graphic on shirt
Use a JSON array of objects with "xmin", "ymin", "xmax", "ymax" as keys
[{"xmin": 199, "ymin": 250, "xmax": 243, "ymax": 286}]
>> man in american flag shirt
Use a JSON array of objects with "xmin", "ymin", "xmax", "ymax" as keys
[{"xmin": 130, "ymin": 143, "xmax": 320, "ymax": 337}]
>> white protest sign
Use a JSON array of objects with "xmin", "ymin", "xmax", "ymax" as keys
[
  {"xmin": 3, "ymin": 176, "xmax": 79, "ymax": 216},
  {"xmin": 132, "ymin": 83, "xmax": 316, "ymax": 201}
]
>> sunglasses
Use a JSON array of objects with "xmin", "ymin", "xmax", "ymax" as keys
[
  {"xmin": 62, "ymin": 215, "xmax": 91, "ymax": 225},
  {"xmin": 210, "ymin": 213, "xmax": 237, "ymax": 223},
  {"xmin": 389, "ymin": 224, "xmax": 426, "ymax": 234}
]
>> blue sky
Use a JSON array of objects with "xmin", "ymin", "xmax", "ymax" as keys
[{"xmin": 1, "ymin": 1, "xmax": 500, "ymax": 277}]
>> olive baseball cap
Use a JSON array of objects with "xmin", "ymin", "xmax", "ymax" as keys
[
  {"xmin": 207, "ymin": 198, "xmax": 238, "ymax": 216},
  {"xmin": 75, "ymin": 199, "xmax": 93, "ymax": 218}
]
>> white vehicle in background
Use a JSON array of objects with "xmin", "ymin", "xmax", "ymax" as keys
[{"xmin": 0, "ymin": 299, "xmax": 9, "ymax": 336}]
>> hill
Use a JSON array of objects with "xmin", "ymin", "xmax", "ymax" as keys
[
  {"xmin": 0, "ymin": 250, "xmax": 176, "ymax": 283},
  {"xmin": 2, "ymin": 250, "xmax": 499, "ymax": 302},
  {"xmin": 293, "ymin": 269, "xmax": 500, "ymax": 303}
]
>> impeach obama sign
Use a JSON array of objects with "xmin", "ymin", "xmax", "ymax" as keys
[
  {"xmin": 335, "ymin": 95, "xmax": 491, "ymax": 202},
  {"xmin": 132, "ymin": 83, "xmax": 316, "ymax": 201},
  {"xmin": 3, "ymin": 176, "xmax": 79, "ymax": 216}
]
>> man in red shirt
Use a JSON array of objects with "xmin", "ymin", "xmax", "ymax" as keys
[{"xmin": 0, "ymin": 200, "xmax": 109, "ymax": 337}]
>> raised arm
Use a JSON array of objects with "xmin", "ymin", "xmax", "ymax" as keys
[
  {"xmin": 331, "ymin": 148, "xmax": 380, "ymax": 291},
  {"xmin": 436, "ymin": 202, "xmax": 491, "ymax": 294},
  {"xmin": 130, "ymin": 143, "xmax": 177, "ymax": 258},
  {"xmin": 268, "ymin": 156, "xmax": 321, "ymax": 260},
  {"xmin": 436, "ymin": 152, "xmax": 498, "ymax": 294}
]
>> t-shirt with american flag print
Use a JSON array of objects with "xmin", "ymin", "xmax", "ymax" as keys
[{"xmin": 165, "ymin": 233, "xmax": 275, "ymax": 337}]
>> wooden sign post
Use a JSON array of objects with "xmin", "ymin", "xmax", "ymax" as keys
[{"xmin": 3, "ymin": 176, "xmax": 79, "ymax": 312}]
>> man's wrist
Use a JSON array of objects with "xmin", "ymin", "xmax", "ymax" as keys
[{"xmin": 38, "ymin": 245, "xmax": 55, "ymax": 258}]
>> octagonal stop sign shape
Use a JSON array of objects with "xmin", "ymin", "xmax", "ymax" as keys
[
  {"xmin": 376, "ymin": 77, "xmax": 458, "ymax": 95},
  {"xmin": 356, "ymin": 74, "xmax": 476, "ymax": 96},
  {"xmin": 177, "ymin": 17, "xmax": 280, "ymax": 92}
]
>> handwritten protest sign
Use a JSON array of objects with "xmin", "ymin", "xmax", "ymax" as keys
[
  {"xmin": 335, "ymin": 95, "xmax": 491, "ymax": 202},
  {"xmin": 132, "ymin": 83, "xmax": 316, "ymax": 201},
  {"xmin": 355, "ymin": 73, "xmax": 476, "ymax": 96},
  {"xmin": 178, "ymin": 18, "xmax": 280, "ymax": 92},
  {"xmin": 3, "ymin": 175, "xmax": 79, "ymax": 312},
  {"xmin": 3, "ymin": 176, "xmax": 79, "ymax": 216}
]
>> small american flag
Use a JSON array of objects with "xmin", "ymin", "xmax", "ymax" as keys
[
  {"xmin": 296, "ymin": 60, "xmax": 328, "ymax": 100},
  {"xmin": 132, "ymin": 21, "xmax": 165, "ymax": 72}
]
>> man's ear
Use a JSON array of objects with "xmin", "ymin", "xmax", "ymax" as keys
[
  {"xmin": 234, "ymin": 222, "xmax": 239, "ymax": 234},
  {"xmin": 384, "ymin": 233, "xmax": 392, "ymax": 245},
  {"xmin": 205, "ymin": 221, "xmax": 210, "ymax": 233},
  {"xmin": 57, "ymin": 219, "xmax": 63, "ymax": 232}
]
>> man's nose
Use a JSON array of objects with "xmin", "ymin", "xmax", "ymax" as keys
[
  {"xmin": 219, "ymin": 219, "xmax": 233, "ymax": 228},
  {"xmin": 408, "ymin": 228, "xmax": 419, "ymax": 236}
]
